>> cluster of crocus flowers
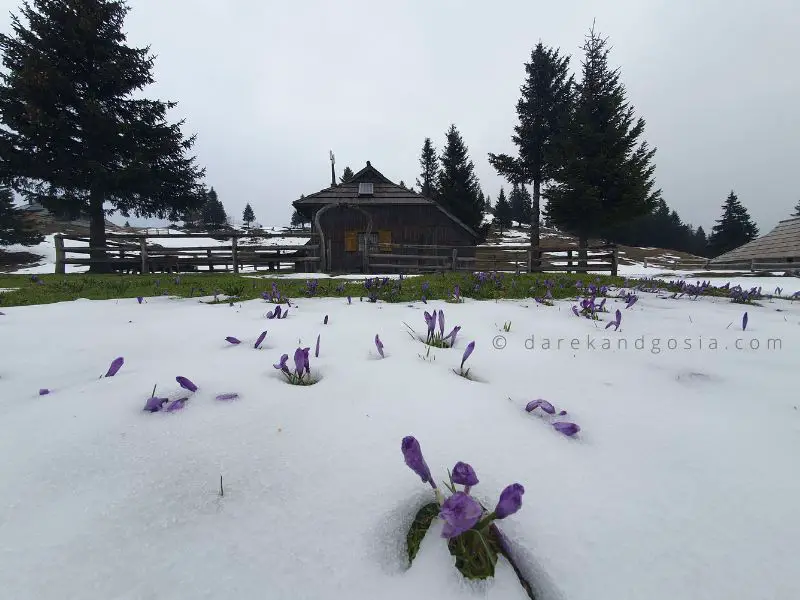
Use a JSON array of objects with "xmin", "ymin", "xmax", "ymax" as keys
[
  {"xmin": 305, "ymin": 279, "xmax": 319, "ymax": 297},
  {"xmin": 274, "ymin": 347, "xmax": 313, "ymax": 384},
  {"xmin": 265, "ymin": 304, "xmax": 289, "ymax": 319},
  {"xmin": 525, "ymin": 399, "xmax": 580, "ymax": 436},
  {"xmin": 401, "ymin": 436, "xmax": 524, "ymax": 540},
  {"xmin": 729, "ymin": 285, "xmax": 762, "ymax": 304},
  {"xmin": 144, "ymin": 376, "xmax": 197, "ymax": 412},
  {"xmin": 423, "ymin": 310, "xmax": 461, "ymax": 348}
]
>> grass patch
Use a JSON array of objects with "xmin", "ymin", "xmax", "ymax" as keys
[{"xmin": 0, "ymin": 271, "xmax": 640, "ymax": 308}]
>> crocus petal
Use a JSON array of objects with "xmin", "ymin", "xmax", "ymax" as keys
[
  {"xmin": 347, "ymin": 295, "xmax": 352, "ymax": 304},
  {"xmin": 375, "ymin": 334, "xmax": 385, "ymax": 358},
  {"xmin": 401, "ymin": 435, "xmax": 435, "ymax": 488},
  {"xmin": 538, "ymin": 400, "xmax": 556, "ymax": 414},
  {"xmin": 266, "ymin": 310, "xmax": 274, "ymax": 319},
  {"xmin": 324, "ymin": 315, "xmax": 329, "ymax": 324},
  {"xmin": 281, "ymin": 309, "xmax": 288, "ymax": 319},
  {"xmin": 525, "ymin": 400, "xmax": 541, "ymax": 412},
  {"xmin": 460, "ymin": 341, "xmax": 475, "ymax": 369},
  {"xmin": 143, "ymin": 396, "xmax": 168, "ymax": 412},
  {"xmin": 494, "ymin": 483, "xmax": 525, "ymax": 519},
  {"xmin": 293, "ymin": 348, "xmax": 305, "ymax": 376},
  {"xmin": 439, "ymin": 492, "xmax": 483, "ymax": 538},
  {"xmin": 302, "ymin": 347, "xmax": 310, "ymax": 374},
  {"xmin": 274, "ymin": 305, "xmax": 282, "ymax": 318},
  {"xmin": 572, "ymin": 306, "xmax": 580, "ymax": 316},
  {"xmin": 215, "ymin": 393, "xmax": 239, "ymax": 401},
  {"xmin": 165, "ymin": 397, "xmax": 188, "ymax": 412},
  {"xmin": 451, "ymin": 461, "xmax": 479, "ymax": 487},
  {"xmin": 273, "ymin": 353, "xmax": 290, "ymax": 374},
  {"xmin": 136, "ymin": 296, "xmax": 143, "ymax": 304},
  {"xmin": 315, "ymin": 334, "xmax": 320, "ymax": 358},
  {"xmin": 742, "ymin": 312, "xmax": 748, "ymax": 331},
  {"xmin": 438, "ymin": 310, "xmax": 445, "ymax": 336},
  {"xmin": 553, "ymin": 422, "xmax": 581, "ymax": 436},
  {"xmin": 39, "ymin": 388, "xmax": 50, "ymax": 396},
  {"xmin": 254, "ymin": 331, "xmax": 267, "ymax": 349},
  {"xmin": 175, "ymin": 376, "xmax": 198, "ymax": 392},
  {"xmin": 225, "ymin": 337, "xmax": 241, "ymax": 345},
  {"xmin": 105, "ymin": 357, "xmax": 124, "ymax": 377}
]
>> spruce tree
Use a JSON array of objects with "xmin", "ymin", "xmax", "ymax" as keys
[
  {"xmin": 437, "ymin": 125, "xmax": 484, "ymax": 232},
  {"xmin": 707, "ymin": 191, "xmax": 759, "ymax": 257},
  {"xmin": 494, "ymin": 187, "xmax": 512, "ymax": 231},
  {"xmin": 416, "ymin": 137, "xmax": 439, "ymax": 199},
  {"xmin": 792, "ymin": 199, "xmax": 800, "ymax": 217},
  {"xmin": 0, "ymin": 0, "xmax": 205, "ymax": 271},
  {"xmin": 545, "ymin": 26, "xmax": 659, "ymax": 264},
  {"xmin": 242, "ymin": 203, "xmax": 255, "ymax": 227},
  {"xmin": 692, "ymin": 226, "xmax": 708, "ymax": 257},
  {"xmin": 489, "ymin": 42, "xmax": 573, "ymax": 259},
  {"xmin": 340, "ymin": 167, "xmax": 355, "ymax": 183},
  {"xmin": 201, "ymin": 187, "xmax": 226, "ymax": 229},
  {"xmin": 0, "ymin": 186, "xmax": 43, "ymax": 245},
  {"xmin": 509, "ymin": 183, "xmax": 532, "ymax": 226},
  {"xmin": 485, "ymin": 195, "xmax": 493, "ymax": 215},
  {"xmin": 124, "ymin": 220, "xmax": 130, "ymax": 228}
]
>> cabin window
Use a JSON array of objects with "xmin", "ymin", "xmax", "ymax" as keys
[
  {"xmin": 344, "ymin": 231, "xmax": 358, "ymax": 252},
  {"xmin": 357, "ymin": 232, "xmax": 379, "ymax": 252},
  {"xmin": 378, "ymin": 230, "xmax": 392, "ymax": 252},
  {"xmin": 344, "ymin": 231, "xmax": 391, "ymax": 252},
  {"xmin": 358, "ymin": 183, "xmax": 374, "ymax": 196}
]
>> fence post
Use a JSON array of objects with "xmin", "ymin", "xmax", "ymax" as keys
[
  {"xmin": 207, "ymin": 249, "xmax": 213, "ymax": 272},
  {"xmin": 526, "ymin": 250, "xmax": 532, "ymax": 273},
  {"xmin": 749, "ymin": 259, "xmax": 754, "ymax": 272},
  {"xmin": 451, "ymin": 248, "xmax": 458, "ymax": 271},
  {"xmin": 54, "ymin": 234, "xmax": 65, "ymax": 274},
  {"xmin": 232, "ymin": 237, "xmax": 239, "ymax": 274},
  {"xmin": 567, "ymin": 250, "xmax": 573, "ymax": 274},
  {"xmin": 140, "ymin": 238, "xmax": 148, "ymax": 274},
  {"xmin": 362, "ymin": 241, "xmax": 370, "ymax": 274},
  {"xmin": 326, "ymin": 239, "xmax": 332, "ymax": 274},
  {"xmin": 611, "ymin": 246, "xmax": 619, "ymax": 277}
]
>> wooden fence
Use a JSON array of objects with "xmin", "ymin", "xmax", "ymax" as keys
[
  {"xmin": 642, "ymin": 256, "xmax": 800, "ymax": 273},
  {"xmin": 365, "ymin": 243, "xmax": 619, "ymax": 275},
  {"xmin": 54, "ymin": 232, "xmax": 319, "ymax": 274}
]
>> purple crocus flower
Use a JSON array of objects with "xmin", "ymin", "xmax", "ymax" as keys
[
  {"xmin": 215, "ymin": 393, "xmax": 239, "ymax": 401},
  {"xmin": 324, "ymin": 315, "xmax": 329, "ymax": 324},
  {"xmin": 440, "ymin": 492, "xmax": 483, "ymax": 539},
  {"xmin": 347, "ymin": 295, "xmax": 352, "ymax": 304},
  {"xmin": 39, "ymin": 388, "xmax": 50, "ymax": 396},
  {"xmin": 274, "ymin": 305, "xmax": 282, "ymax": 319},
  {"xmin": 438, "ymin": 310, "xmax": 445, "ymax": 336},
  {"xmin": 443, "ymin": 325, "xmax": 461, "ymax": 346},
  {"xmin": 375, "ymin": 334, "xmax": 385, "ymax": 358},
  {"xmin": 742, "ymin": 312, "xmax": 748, "ymax": 331},
  {"xmin": 572, "ymin": 306, "xmax": 580, "ymax": 317},
  {"xmin": 302, "ymin": 347, "xmax": 310, "ymax": 374},
  {"xmin": 266, "ymin": 310, "xmax": 275, "ymax": 319},
  {"xmin": 105, "ymin": 357, "xmax": 124, "ymax": 377},
  {"xmin": 525, "ymin": 399, "xmax": 555, "ymax": 414},
  {"xmin": 315, "ymin": 334, "xmax": 320, "ymax": 358},
  {"xmin": 165, "ymin": 397, "xmax": 188, "ymax": 412},
  {"xmin": 254, "ymin": 330, "xmax": 267, "ymax": 349},
  {"xmin": 494, "ymin": 483, "xmax": 524, "ymax": 519},
  {"xmin": 558, "ymin": 410, "xmax": 567, "ymax": 416},
  {"xmin": 553, "ymin": 422, "xmax": 581, "ymax": 436},
  {"xmin": 225, "ymin": 336, "xmax": 241, "ymax": 345},
  {"xmin": 273, "ymin": 353, "xmax": 290, "ymax": 375},
  {"xmin": 605, "ymin": 309, "xmax": 622, "ymax": 331},
  {"xmin": 293, "ymin": 347, "xmax": 305, "ymax": 376},
  {"xmin": 626, "ymin": 296, "xmax": 638, "ymax": 308},
  {"xmin": 136, "ymin": 296, "xmax": 143, "ymax": 304},
  {"xmin": 281, "ymin": 308, "xmax": 288, "ymax": 319},
  {"xmin": 598, "ymin": 298, "xmax": 606, "ymax": 311},
  {"xmin": 143, "ymin": 396, "xmax": 168, "ymax": 412},
  {"xmin": 401, "ymin": 435, "xmax": 435, "ymax": 488},
  {"xmin": 176, "ymin": 376, "xmax": 198, "ymax": 392},
  {"xmin": 460, "ymin": 341, "xmax": 475, "ymax": 369},
  {"xmin": 451, "ymin": 461, "xmax": 479, "ymax": 491}
]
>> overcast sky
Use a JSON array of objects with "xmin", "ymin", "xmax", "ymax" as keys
[{"xmin": 3, "ymin": 0, "xmax": 799, "ymax": 233}]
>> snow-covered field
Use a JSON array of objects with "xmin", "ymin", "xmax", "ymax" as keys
[{"xmin": 1, "ymin": 289, "xmax": 798, "ymax": 599}]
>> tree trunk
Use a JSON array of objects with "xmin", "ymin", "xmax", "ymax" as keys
[
  {"xmin": 88, "ymin": 188, "xmax": 110, "ymax": 273},
  {"xmin": 578, "ymin": 234, "xmax": 588, "ymax": 271},
  {"xmin": 530, "ymin": 179, "xmax": 541, "ymax": 271}
]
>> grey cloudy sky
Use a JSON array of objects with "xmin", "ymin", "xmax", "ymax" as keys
[{"xmin": 4, "ymin": 0, "xmax": 799, "ymax": 233}]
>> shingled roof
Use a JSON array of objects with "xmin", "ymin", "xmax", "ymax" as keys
[
  {"xmin": 711, "ymin": 217, "xmax": 800, "ymax": 263},
  {"xmin": 293, "ymin": 161, "xmax": 478, "ymax": 239}
]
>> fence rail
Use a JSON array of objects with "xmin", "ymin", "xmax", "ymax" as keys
[
  {"xmin": 54, "ymin": 232, "xmax": 318, "ymax": 274},
  {"xmin": 643, "ymin": 256, "xmax": 800, "ymax": 273}
]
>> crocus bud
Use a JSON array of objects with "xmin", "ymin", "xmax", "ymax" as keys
[
  {"xmin": 494, "ymin": 483, "xmax": 524, "ymax": 519},
  {"xmin": 401, "ymin": 436, "xmax": 435, "ymax": 488}
]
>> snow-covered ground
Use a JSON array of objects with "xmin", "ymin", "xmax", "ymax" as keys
[{"xmin": 1, "ymin": 290, "xmax": 798, "ymax": 599}]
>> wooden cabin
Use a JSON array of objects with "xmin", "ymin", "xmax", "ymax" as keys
[
  {"xmin": 710, "ymin": 216, "xmax": 800, "ymax": 270},
  {"xmin": 293, "ymin": 161, "xmax": 478, "ymax": 273}
]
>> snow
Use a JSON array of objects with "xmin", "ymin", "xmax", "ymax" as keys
[{"xmin": 1, "ymin": 289, "xmax": 799, "ymax": 599}]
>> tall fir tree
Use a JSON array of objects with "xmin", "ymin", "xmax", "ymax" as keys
[
  {"xmin": 792, "ymin": 199, "xmax": 800, "ymax": 217},
  {"xmin": 291, "ymin": 194, "xmax": 307, "ymax": 229},
  {"xmin": 509, "ymin": 183, "xmax": 532, "ymax": 226},
  {"xmin": 489, "ymin": 42, "xmax": 573, "ymax": 260},
  {"xmin": 0, "ymin": 0, "xmax": 205, "ymax": 271},
  {"xmin": 242, "ymin": 203, "xmax": 256, "ymax": 227},
  {"xmin": 494, "ymin": 187, "xmax": 512, "ymax": 231},
  {"xmin": 545, "ymin": 26, "xmax": 659, "ymax": 264},
  {"xmin": 201, "ymin": 187, "xmax": 227, "ymax": 229},
  {"xmin": 416, "ymin": 137, "xmax": 439, "ymax": 199},
  {"xmin": 707, "ymin": 191, "xmax": 759, "ymax": 257},
  {"xmin": 340, "ymin": 167, "xmax": 355, "ymax": 184},
  {"xmin": 485, "ymin": 195, "xmax": 493, "ymax": 215},
  {"xmin": 437, "ymin": 125, "xmax": 484, "ymax": 234},
  {"xmin": 0, "ymin": 186, "xmax": 43, "ymax": 245},
  {"xmin": 692, "ymin": 226, "xmax": 708, "ymax": 257}
]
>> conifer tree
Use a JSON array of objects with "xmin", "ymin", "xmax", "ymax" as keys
[
  {"xmin": 707, "ymin": 191, "xmax": 759, "ymax": 257},
  {"xmin": 0, "ymin": 0, "xmax": 205, "ymax": 271},
  {"xmin": 416, "ymin": 137, "xmax": 439, "ymax": 199},
  {"xmin": 201, "ymin": 187, "xmax": 226, "ymax": 229},
  {"xmin": 792, "ymin": 199, "xmax": 800, "ymax": 217},
  {"xmin": 489, "ymin": 42, "xmax": 573, "ymax": 259},
  {"xmin": 124, "ymin": 220, "xmax": 130, "ymax": 228},
  {"xmin": 509, "ymin": 183, "xmax": 532, "ymax": 226},
  {"xmin": 242, "ymin": 203, "xmax": 255, "ymax": 227},
  {"xmin": 340, "ymin": 167, "xmax": 355, "ymax": 183},
  {"xmin": 437, "ymin": 125, "xmax": 484, "ymax": 233},
  {"xmin": 0, "ymin": 186, "xmax": 43, "ymax": 245},
  {"xmin": 494, "ymin": 187, "xmax": 512, "ymax": 231},
  {"xmin": 545, "ymin": 25, "xmax": 659, "ymax": 265}
]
